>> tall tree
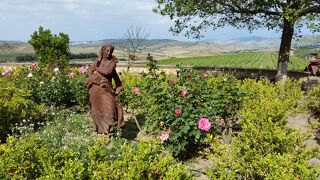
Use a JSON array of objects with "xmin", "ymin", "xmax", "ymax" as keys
[
  {"xmin": 154, "ymin": 0, "xmax": 320, "ymax": 81},
  {"xmin": 29, "ymin": 26, "xmax": 70, "ymax": 69}
]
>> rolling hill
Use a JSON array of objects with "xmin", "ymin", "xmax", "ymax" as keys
[{"xmin": 0, "ymin": 35, "xmax": 319, "ymax": 62}]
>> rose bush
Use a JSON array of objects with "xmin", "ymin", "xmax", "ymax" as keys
[
  {"xmin": 119, "ymin": 68, "xmax": 246, "ymax": 157},
  {"xmin": 2, "ymin": 65, "xmax": 89, "ymax": 109}
]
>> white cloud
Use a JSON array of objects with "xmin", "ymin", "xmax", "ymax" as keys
[{"xmin": 0, "ymin": 0, "xmax": 282, "ymax": 41}]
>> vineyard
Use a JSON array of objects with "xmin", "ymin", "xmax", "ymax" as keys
[{"xmin": 159, "ymin": 52, "xmax": 309, "ymax": 70}]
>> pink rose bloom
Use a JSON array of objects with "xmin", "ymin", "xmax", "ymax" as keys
[
  {"xmin": 1, "ymin": 68, "xmax": 12, "ymax": 76},
  {"xmin": 159, "ymin": 131, "xmax": 170, "ymax": 143},
  {"xmin": 30, "ymin": 63, "xmax": 37, "ymax": 70},
  {"xmin": 198, "ymin": 117, "xmax": 212, "ymax": 131},
  {"xmin": 175, "ymin": 109, "xmax": 182, "ymax": 116},
  {"xmin": 179, "ymin": 90, "xmax": 189, "ymax": 97},
  {"xmin": 79, "ymin": 66, "xmax": 87, "ymax": 74},
  {"xmin": 133, "ymin": 86, "xmax": 139, "ymax": 94},
  {"xmin": 202, "ymin": 72, "xmax": 209, "ymax": 78}
]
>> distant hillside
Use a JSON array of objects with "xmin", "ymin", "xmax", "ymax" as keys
[
  {"xmin": 0, "ymin": 40, "xmax": 25, "ymax": 45},
  {"xmin": 0, "ymin": 35, "xmax": 319, "ymax": 61},
  {"xmin": 292, "ymin": 35, "xmax": 320, "ymax": 49}
]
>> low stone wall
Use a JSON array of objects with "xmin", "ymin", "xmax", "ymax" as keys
[{"xmin": 0, "ymin": 62, "xmax": 314, "ymax": 81}]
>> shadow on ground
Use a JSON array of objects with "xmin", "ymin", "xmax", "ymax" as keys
[{"xmin": 121, "ymin": 114, "xmax": 145, "ymax": 140}]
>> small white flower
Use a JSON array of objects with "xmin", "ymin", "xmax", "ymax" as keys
[
  {"xmin": 27, "ymin": 73, "xmax": 32, "ymax": 78},
  {"xmin": 40, "ymin": 81, "xmax": 44, "ymax": 85},
  {"xmin": 53, "ymin": 67, "xmax": 59, "ymax": 73}
]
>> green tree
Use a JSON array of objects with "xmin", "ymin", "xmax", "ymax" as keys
[
  {"xmin": 154, "ymin": 0, "xmax": 320, "ymax": 81},
  {"xmin": 28, "ymin": 26, "xmax": 70, "ymax": 69}
]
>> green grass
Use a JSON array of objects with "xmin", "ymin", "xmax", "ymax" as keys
[{"xmin": 158, "ymin": 52, "xmax": 309, "ymax": 71}]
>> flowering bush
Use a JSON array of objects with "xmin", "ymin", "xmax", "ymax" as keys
[
  {"xmin": 0, "ymin": 115, "xmax": 190, "ymax": 179},
  {"xmin": 204, "ymin": 79, "xmax": 319, "ymax": 179},
  {"xmin": 0, "ymin": 77, "xmax": 45, "ymax": 142},
  {"xmin": 119, "ymin": 69, "xmax": 246, "ymax": 157},
  {"xmin": 4, "ymin": 65, "xmax": 89, "ymax": 108}
]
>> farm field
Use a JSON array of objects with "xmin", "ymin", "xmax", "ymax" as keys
[{"xmin": 158, "ymin": 52, "xmax": 309, "ymax": 71}]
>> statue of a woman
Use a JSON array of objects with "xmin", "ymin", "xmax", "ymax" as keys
[{"xmin": 85, "ymin": 44, "xmax": 125, "ymax": 134}]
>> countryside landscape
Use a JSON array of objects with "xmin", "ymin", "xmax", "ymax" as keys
[{"xmin": 1, "ymin": 0, "xmax": 320, "ymax": 179}]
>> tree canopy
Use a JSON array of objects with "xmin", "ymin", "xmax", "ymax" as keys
[
  {"xmin": 28, "ymin": 26, "xmax": 70, "ymax": 69},
  {"xmin": 154, "ymin": 0, "xmax": 320, "ymax": 81}
]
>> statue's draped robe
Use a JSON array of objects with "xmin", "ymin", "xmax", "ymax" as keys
[{"xmin": 87, "ymin": 56, "xmax": 125, "ymax": 134}]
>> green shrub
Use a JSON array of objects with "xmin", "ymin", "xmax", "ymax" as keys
[
  {"xmin": 0, "ymin": 135, "xmax": 86, "ymax": 180},
  {"xmin": 0, "ymin": 111, "xmax": 190, "ymax": 179},
  {"xmin": 7, "ymin": 65, "xmax": 89, "ymax": 109},
  {"xmin": 0, "ymin": 77, "xmax": 45, "ymax": 142},
  {"xmin": 307, "ymin": 83, "xmax": 320, "ymax": 115},
  {"xmin": 118, "ymin": 69, "xmax": 245, "ymax": 158},
  {"xmin": 88, "ymin": 137, "xmax": 191, "ymax": 179},
  {"xmin": 0, "ymin": 132, "xmax": 190, "ymax": 179},
  {"xmin": 204, "ymin": 79, "xmax": 320, "ymax": 179},
  {"xmin": 28, "ymin": 26, "xmax": 70, "ymax": 70}
]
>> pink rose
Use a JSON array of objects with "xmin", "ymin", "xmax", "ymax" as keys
[
  {"xmin": 159, "ymin": 131, "xmax": 170, "ymax": 143},
  {"xmin": 179, "ymin": 90, "xmax": 189, "ymax": 97},
  {"xmin": 133, "ymin": 86, "xmax": 139, "ymax": 94},
  {"xmin": 175, "ymin": 109, "xmax": 182, "ymax": 116},
  {"xmin": 198, "ymin": 117, "xmax": 212, "ymax": 131},
  {"xmin": 202, "ymin": 72, "xmax": 209, "ymax": 78},
  {"xmin": 1, "ymin": 68, "xmax": 12, "ymax": 76},
  {"xmin": 79, "ymin": 66, "xmax": 87, "ymax": 74},
  {"xmin": 30, "ymin": 63, "xmax": 37, "ymax": 70}
]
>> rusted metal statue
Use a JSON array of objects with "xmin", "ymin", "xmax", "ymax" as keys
[
  {"xmin": 304, "ymin": 53, "xmax": 320, "ymax": 76},
  {"xmin": 85, "ymin": 44, "xmax": 125, "ymax": 134}
]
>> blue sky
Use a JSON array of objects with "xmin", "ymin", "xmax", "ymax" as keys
[{"xmin": 0, "ymin": 0, "xmax": 311, "ymax": 42}]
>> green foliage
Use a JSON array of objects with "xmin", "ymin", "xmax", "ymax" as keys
[
  {"xmin": 155, "ymin": 0, "xmax": 320, "ymax": 80},
  {"xmin": 0, "ymin": 77, "xmax": 45, "ymax": 142},
  {"xmin": 28, "ymin": 26, "xmax": 70, "ymax": 69},
  {"xmin": 158, "ymin": 52, "xmax": 308, "ymax": 70},
  {"xmin": 307, "ymin": 83, "xmax": 320, "ymax": 115},
  {"xmin": 88, "ymin": 137, "xmax": 191, "ymax": 179},
  {"xmin": 8, "ymin": 65, "xmax": 89, "ymax": 108},
  {"xmin": 119, "ymin": 69, "xmax": 245, "ymax": 157},
  {"xmin": 204, "ymin": 79, "xmax": 320, "ymax": 179},
  {"xmin": 69, "ymin": 52, "xmax": 97, "ymax": 60},
  {"xmin": 15, "ymin": 54, "xmax": 35, "ymax": 62},
  {"xmin": 0, "ymin": 135, "xmax": 86, "ymax": 180},
  {"xmin": 154, "ymin": 1, "xmax": 320, "ymax": 39},
  {"xmin": 0, "ymin": 112, "xmax": 190, "ymax": 179}
]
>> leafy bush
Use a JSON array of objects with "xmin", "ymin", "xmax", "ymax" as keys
[
  {"xmin": 307, "ymin": 84, "xmax": 320, "ymax": 115},
  {"xmin": 0, "ymin": 135, "xmax": 86, "ymax": 179},
  {"xmin": 0, "ymin": 111, "xmax": 190, "ymax": 179},
  {"xmin": 6, "ymin": 65, "xmax": 89, "ymax": 108},
  {"xmin": 88, "ymin": 137, "xmax": 191, "ymax": 179},
  {"xmin": 204, "ymin": 79, "xmax": 320, "ymax": 179},
  {"xmin": 119, "ymin": 69, "xmax": 245, "ymax": 157},
  {"xmin": 15, "ymin": 54, "xmax": 35, "ymax": 62},
  {"xmin": 0, "ymin": 77, "xmax": 45, "ymax": 142},
  {"xmin": 28, "ymin": 26, "xmax": 70, "ymax": 70}
]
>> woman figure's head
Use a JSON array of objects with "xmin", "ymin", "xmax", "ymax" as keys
[{"xmin": 99, "ymin": 44, "xmax": 114, "ymax": 61}]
